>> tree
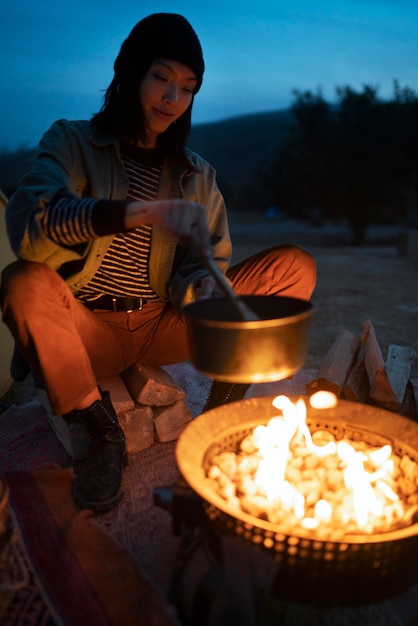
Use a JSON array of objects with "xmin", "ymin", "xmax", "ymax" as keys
[
  {"xmin": 386, "ymin": 82, "xmax": 418, "ymax": 225},
  {"xmin": 263, "ymin": 83, "xmax": 418, "ymax": 244}
]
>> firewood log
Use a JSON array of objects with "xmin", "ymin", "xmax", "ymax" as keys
[
  {"xmin": 343, "ymin": 354, "xmax": 369, "ymax": 403},
  {"xmin": 121, "ymin": 363, "xmax": 186, "ymax": 406},
  {"xmin": 153, "ymin": 400, "xmax": 193, "ymax": 442},
  {"xmin": 119, "ymin": 404, "xmax": 154, "ymax": 453},
  {"xmin": 363, "ymin": 321, "xmax": 398, "ymax": 410},
  {"xmin": 306, "ymin": 329, "xmax": 360, "ymax": 397}
]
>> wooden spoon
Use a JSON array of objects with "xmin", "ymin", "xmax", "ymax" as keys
[{"xmin": 204, "ymin": 256, "xmax": 260, "ymax": 322}]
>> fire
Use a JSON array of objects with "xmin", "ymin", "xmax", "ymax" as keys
[{"xmin": 207, "ymin": 393, "xmax": 418, "ymax": 538}]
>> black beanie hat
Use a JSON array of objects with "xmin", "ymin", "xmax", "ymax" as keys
[{"xmin": 114, "ymin": 13, "xmax": 205, "ymax": 92}]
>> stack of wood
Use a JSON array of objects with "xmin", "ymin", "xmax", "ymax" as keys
[
  {"xmin": 39, "ymin": 363, "xmax": 193, "ymax": 461},
  {"xmin": 306, "ymin": 320, "xmax": 417, "ymax": 419}
]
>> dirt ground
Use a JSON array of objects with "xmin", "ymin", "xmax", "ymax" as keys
[
  {"xmin": 230, "ymin": 215, "xmax": 418, "ymax": 381},
  {"xmin": 1, "ymin": 215, "xmax": 417, "ymax": 411}
]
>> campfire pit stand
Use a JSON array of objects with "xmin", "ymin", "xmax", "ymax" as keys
[{"xmin": 155, "ymin": 396, "xmax": 418, "ymax": 625}]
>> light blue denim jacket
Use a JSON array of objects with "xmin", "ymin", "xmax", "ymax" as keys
[{"xmin": 6, "ymin": 119, "xmax": 232, "ymax": 310}]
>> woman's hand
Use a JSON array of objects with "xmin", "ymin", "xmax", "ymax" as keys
[
  {"xmin": 195, "ymin": 275, "xmax": 222, "ymax": 300},
  {"xmin": 124, "ymin": 199, "xmax": 212, "ymax": 259}
]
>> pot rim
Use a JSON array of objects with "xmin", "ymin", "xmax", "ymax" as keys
[{"xmin": 183, "ymin": 295, "xmax": 314, "ymax": 329}]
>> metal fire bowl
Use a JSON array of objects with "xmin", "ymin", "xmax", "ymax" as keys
[{"xmin": 175, "ymin": 396, "xmax": 418, "ymax": 606}]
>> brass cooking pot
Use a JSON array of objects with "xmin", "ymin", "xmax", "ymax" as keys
[{"xmin": 183, "ymin": 295, "xmax": 313, "ymax": 383}]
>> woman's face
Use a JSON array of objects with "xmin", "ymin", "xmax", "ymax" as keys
[{"xmin": 138, "ymin": 58, "xmax": 197, "ymax": 147}]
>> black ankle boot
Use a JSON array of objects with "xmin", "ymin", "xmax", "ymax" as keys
[
  {"xmin": 66, "ymin": 391, "xmax": 127, "ymax": 512},
  {"xmin": 203, "ymin": 380, "xmax": 251, "ymax": 412}
]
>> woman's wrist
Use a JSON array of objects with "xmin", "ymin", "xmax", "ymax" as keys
[{"xmin": 124, "ymin": 201, "xmax": 157, "ymax": 229}]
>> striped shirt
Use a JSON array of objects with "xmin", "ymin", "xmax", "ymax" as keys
[{"xmin": 42, "ymin": 144, "xmax": 164, "ymax": 304}]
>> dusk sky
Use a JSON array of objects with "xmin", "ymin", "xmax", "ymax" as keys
[{"xmin": 1, "ymin": 0, "xmax": 417, "ymax": 151}]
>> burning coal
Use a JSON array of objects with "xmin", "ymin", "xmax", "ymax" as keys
[{"xmin": 206, "ymin": 393, "xmax": 418, "ymax": 540}]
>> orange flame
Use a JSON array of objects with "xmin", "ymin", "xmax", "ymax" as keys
[{"xmin": 251, "ymin": 393, "xmax": 400, "ymax": 530}]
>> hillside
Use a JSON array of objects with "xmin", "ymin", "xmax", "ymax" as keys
[
  {"xmin": 0, "ymin": 109, "xmax": 293, "ymax": 208},
  {"xmin": 188, "ymin": 108, "xmax": 292, "ymax": 209}
]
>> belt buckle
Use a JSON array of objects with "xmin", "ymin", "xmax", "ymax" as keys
[
  {"xmin": 127, "ymin": 297, "xmax": 143, "ymax": 312},
  {"xmin": 111, "ymin": 297, "xmax": 143, "ymax": 312}
]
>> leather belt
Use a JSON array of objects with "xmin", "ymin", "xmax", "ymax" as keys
[{"xmin": 83, "ymin": 296, "xmax": 146, "ymax": 312}]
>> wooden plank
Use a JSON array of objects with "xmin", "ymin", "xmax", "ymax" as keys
[
  {"xmin": 121, "ymin": 362, "xmax": 185, "ymax": 406},
  {"xmin": 306, "ymin": 329, "xmax": 360, "ymax": 397},
  {"xmin": 385, "ymin": 344, "xmax": 416, "ymax": 407}
]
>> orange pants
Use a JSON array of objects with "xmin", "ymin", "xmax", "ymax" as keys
[{"xmin": 1, "ymin": 244, "xmax": 315, "ymax": 415}]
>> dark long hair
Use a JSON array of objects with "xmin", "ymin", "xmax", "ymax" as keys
[
  {"xmin": 92, "ymin": 15, "xmax": 204, "ymax": 169},
  {"xmin": 91, "ymin": 64, "xmax": 195, "ymax": 169}
]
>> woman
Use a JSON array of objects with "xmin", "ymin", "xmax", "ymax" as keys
[{"xmin": 0, "ymin": 13, "xmax": 316, "ymax": 512}]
